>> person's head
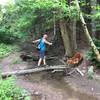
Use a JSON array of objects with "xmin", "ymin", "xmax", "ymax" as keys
[{"xmin": 43, "ymin": 34, "xmax": 48, "ymax": 39}]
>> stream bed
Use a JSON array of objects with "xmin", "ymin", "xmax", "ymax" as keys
[{"xmin": 17, "ymin": 71, "xmax": 98, "ymax": 100}]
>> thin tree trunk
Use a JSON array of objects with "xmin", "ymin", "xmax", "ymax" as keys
[{"xmin": 75, "ymin": 0, "xmax": 100, "ymax": 62}]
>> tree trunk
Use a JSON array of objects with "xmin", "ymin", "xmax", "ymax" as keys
[
  {"xmin": 59, "ymin": 19, "xmax": 75, "ymax": 57},
  {"xmin": 75, "ymin": 0, "xmax": 100, "ymax": 62},
  {"xmin": 71, "ymin": 19, "xmax": 77, "ymax": 50}
]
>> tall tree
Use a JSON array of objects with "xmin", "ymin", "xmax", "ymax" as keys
[
  {"xmin": 59, "ymin": 19, "xmax": 76, "ymax": 57},
  {"xmin": 75, "ymin": 0, "xmax": 100, "ymax": 62},
  {"xmin": 59, "ymin": 0, "xmax": 77, "ymax": 57}
]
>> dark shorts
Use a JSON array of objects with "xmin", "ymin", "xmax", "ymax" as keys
[{"xmin": 39, "ymin": 50, "xmax": 46, "ymax": 58}]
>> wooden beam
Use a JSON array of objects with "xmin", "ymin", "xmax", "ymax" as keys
[{"xmin": 1, "ymin": 65, "xmax": 67, "ymax": 77}]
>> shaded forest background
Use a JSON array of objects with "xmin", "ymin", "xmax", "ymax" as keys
[
  {"xmin": 0, "ymin": 0, "xmax": 100, "ymax": 100},
  {"xmin": 0, "ymin": 0, "xmax": 100, "ymax": 65}
]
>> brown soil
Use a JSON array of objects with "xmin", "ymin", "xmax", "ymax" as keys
[{"xmin": 0, "ymin": 52, "xmax": 100, "ymax": 100}]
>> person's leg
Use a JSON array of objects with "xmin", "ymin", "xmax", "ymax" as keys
[
  {"xmin": 43, "ymin": 56, "xmax": 46, "ymax": 65},
  {"xmin": 38, "ymin": 50, "xmax": 43, "ymax": 67},
  {"xmin": 38, "ymin": 58, "xmax": 42, "ymax": 67}
]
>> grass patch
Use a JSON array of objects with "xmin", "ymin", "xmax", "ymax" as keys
[
  {"xmin": 0, "ymin": 43, "xmax": 19, "ymax": 59},
  {"xmin": 0, "ymin": 76, "xmax": 31, "ymax": 100}
]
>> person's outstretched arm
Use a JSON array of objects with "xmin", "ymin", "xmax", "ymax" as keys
[
  {"xmin": 32, "ymin": 39, "xmax": 40, "ymax": 43},
  {"xmin": 44, "ymin": 40, "xmax": 52, "ymax": 45}
]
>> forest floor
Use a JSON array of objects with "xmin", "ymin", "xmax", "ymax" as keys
[
  {"xmin": 0, "ymin": 33, "xmax": 100, "ymax": 100},
  {"xmin": 0, "ymin": 51, "xmax": 100, "ymax": 100}
]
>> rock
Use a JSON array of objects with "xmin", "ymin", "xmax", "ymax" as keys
[
  {"xmin": 34, "ymin": 91, "xmax": 39, "ymax": 95},
  {"xmin": 87, "ymin": 66, "xmax": 94, "ymax": 79},
  {"xmin": 91, "ymin": 88, "xmax": 94, "ymax": 91}
]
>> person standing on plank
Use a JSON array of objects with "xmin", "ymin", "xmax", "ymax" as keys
[{"xmin": 32, "ymin": 34, "xmax": 52, "ymax": 67}]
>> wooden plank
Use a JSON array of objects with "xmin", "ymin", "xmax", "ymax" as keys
[{"xmin": 76, "ymin": 68, "xmax": 84, "ymax": 76}]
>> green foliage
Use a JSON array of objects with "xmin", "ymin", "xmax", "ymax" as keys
[
  {"xmin": 0, "ymin": 77, "xmax": 30, "ymax": 100},
  {"xmin": 0, "ymin": 0, "xmax": 99, "ymax": 45},
  {"xmin": 0, "ymin": 0, "xmax": 79, "ymax": 43},
  {"xmin": 91, "ymin": 5, "xmax": 100, "ymax": 20},
  {"xmin": 0, "ymin": 43, "xmax": 18, "ymax": 58},
  {"xmin": 79, "ymin": 0, "xmax": 100, "ymax": 31},
  {"xmin": 86, "ymin": 38, "xmax": 100, "ymax": 68},
  {"xmin": 91, "ymin": 5, "xmax": 100, "ymax": 31}
]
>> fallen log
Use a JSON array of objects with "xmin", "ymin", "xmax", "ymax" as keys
[{"xmin": 1, "ymin": 65, "xmax": 66, "ymax": 77}]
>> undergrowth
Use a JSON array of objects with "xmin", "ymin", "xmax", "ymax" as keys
[
  {"xmin": 86, "ymin": 38, "xmax": 100, "ymax": 68},
  {"xmin": 0, "ymin": 76, "xmax": 30, "ymax": 100},
  {"xmin": 0, "ymin": 43, "xmax": 19, "ymax": 59}
]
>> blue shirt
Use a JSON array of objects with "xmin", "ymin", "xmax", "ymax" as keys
[{"xmin": 38, "ymin": 38, "xmax": 46, "ymax": 51}]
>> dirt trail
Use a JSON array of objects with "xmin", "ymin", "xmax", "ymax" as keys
[
  {"xmin": 0, "ymin": 53, "xmax": 100, "ymax": 100},
  {"xmin": 17, "ymin": 77, "xmax": 97, "ymax": 100}
]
